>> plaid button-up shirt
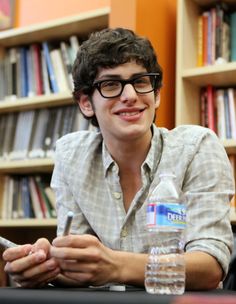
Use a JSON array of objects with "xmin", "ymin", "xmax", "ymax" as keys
[{"xmin": 51, "ymin": 124, "xmax": 235, "ymax": 276}]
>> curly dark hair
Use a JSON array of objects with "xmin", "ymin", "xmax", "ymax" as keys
[{"xmin": 72, "ymin": 27, "xmax": 163, "ymax": 127}]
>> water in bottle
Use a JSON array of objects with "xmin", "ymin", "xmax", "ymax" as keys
[{"xmin": 144, "ymin": 173, "xmax": 186, "ymax": 295}]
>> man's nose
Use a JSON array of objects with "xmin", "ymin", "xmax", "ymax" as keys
[{"xmin": 120, "ymin": 83, "xmax": 137, "ymax": 102}]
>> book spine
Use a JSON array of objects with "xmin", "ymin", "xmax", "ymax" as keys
[
  {"xmin": 230, "ymin": 12, "xmax": 236, "ymax": 61},
  {"xmin": 206, "ymin": 85, "xmax": 216, "ymax": 132},
  {"xmin": 42, "ymin": 42, "xmax": 59, "ymax": 93},
  {"xmin": 197, "ymin": 15, "xmax": 203, "ymax": 67}
]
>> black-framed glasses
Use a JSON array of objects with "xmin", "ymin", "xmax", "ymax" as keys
[{"xmin": 92, "ymin": 73, "xmax": 160, "ymax": 98}]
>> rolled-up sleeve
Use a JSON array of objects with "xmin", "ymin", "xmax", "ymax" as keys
[{"xmin": 183, "ymin": 129, "xmax": 235, "ymax": 276}]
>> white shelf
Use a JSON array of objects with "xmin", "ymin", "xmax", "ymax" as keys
[
  {"xmin": 0, "ymin": 218, "xmax": 57, "ymax": 227},
  {"xmin": 0, "ymin": 7, "xmax": 110, "ymax": 46},
  {"xmin": 0, "ymin": 92, "xmax": 73, "ymax": 113},
  {"xmin": 182, "ymin": 62, "xmax": 236, "ymax": 87},
  {"xmin": 0, "ymin": 158, "xmax": 54, "ymax": 173}
]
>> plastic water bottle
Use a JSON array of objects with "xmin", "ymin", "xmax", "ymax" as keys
[{"xmin": 144, "ymin": 173, "xmax": 186, "ymax": 295}]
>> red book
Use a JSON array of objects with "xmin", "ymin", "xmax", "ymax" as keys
[
  {"xmin": 31, "ymin": 44, "xmax": 43, "ymax": 95},
  {"xmin": 207, "ymin": 85, "xmax": 216, "ymax": 133}
]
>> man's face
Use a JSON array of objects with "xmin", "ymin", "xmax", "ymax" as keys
[{"xmin": 80, "ymin": 61, "xmax": 160, "ymax": 145}]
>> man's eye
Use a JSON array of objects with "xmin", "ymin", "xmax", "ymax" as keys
[
  {"xmin": 134, "ymin": 77, "xmax": 150, "ymax": 86},
  {"xmin": 101, "ymin": 81, "xmax": 120, "ymax": 90}
]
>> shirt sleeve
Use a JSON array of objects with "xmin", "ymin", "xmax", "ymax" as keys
[
  {"xmin": 50, "ymin": 139, "xmax": 95, "ymax": 237},
  {"xmin": 183, "ymin": 129, "xmax": 235, "ymax": 277}
]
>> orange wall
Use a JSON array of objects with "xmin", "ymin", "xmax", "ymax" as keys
[
  {"xmin": 137, "ymin": 0, "xmax": 176, "ymax": 129},
  {"xmin": 16, "ymin": 0, "xmax": 110, "ymax": 26},
  {"xmin": 110, "ymin": 0, "xmax": 177, "ymax": 129},
  {"xmin": 16, "ymin": 0, "xmax": 176, "ymax": 129}
]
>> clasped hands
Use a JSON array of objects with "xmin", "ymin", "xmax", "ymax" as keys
[{"xmin": 2, "ymin": 234, "xmax": 118, "ymax": 288}]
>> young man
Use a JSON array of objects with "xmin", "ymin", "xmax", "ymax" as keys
[{"xmin": 3, "ymin": 28, "xmax": 235, "ymax": 290}]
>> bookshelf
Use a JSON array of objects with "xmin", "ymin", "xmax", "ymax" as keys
[
  {"xmin": 176, "ymin": 0, "xmax": 236, "ymax": 223},
  {"xmin": 0, "ymin": 8, "xmax": 110, "ymax": 228}
]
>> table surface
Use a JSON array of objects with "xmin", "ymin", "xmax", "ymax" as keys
[{"xmin": 0, "ymin": 286, "xmax": 236, "ymax": 304}]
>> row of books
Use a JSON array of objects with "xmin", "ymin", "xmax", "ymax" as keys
[
  {"xmin": 0, "ymin": 35, "xmax": 80, "ymax": 101},
  {"xmin": 0, "ymin": 174, "xmax": 56, "ymax": 220},
  {"xmin": 0, "ymin": 104, "xmax": 94, "ymax": 161},
  {"xmin": 197, "ymin": 2, "xmax": 236, "ymax": 66},
  {"xmin": 228, "ymin": 155, "xmax": 236, "ymax": 210},
  {"xmin": 200, "ymin": 85, "xmax": 236, "ymax": 140}
]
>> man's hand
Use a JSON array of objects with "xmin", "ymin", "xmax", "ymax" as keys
[
  {"xmin": 2, "ymin": 238, "xmax": 60, "ymax": 288},
  {"xmin": 51, "ymin": 234, "xmax": 119, "ymax": 286}
]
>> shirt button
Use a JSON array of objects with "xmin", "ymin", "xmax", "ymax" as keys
[
  {"xmin": 112, "ymin": 166, "xmax": 118, "ymax": 173},
  {"xmin": 113, "ymin": 192, "xmax": 121, "ymax": 199},
  {"xmin": 121, "ymin": 228, "xmax": 128, "ymax": 238}
]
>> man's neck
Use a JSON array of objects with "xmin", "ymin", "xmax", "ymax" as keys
[{"xmin": 104, "ymin": 129, "xmax": 152, "ymax": 171}]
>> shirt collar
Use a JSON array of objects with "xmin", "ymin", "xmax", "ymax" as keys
[{"xmin": 102, "ymin": 124, "xmax": 163, "ymax": 177}]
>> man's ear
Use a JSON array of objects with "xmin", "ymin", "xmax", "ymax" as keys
[
  {"xmin": 78, "ymin": 94, "xmax": 94, "ymax": 117},
  {"xmin": 154, "ymin": 91, "xmax": 160, "ymax": 109}
]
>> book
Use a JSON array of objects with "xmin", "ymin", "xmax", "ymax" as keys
[
  {"xmin": 0, "ymin": 114, "xmax": 7, "ymax": 159},
  {"xmin": 2, "ymin": 113, "xmax": 17, "ymax": 160},
  {"xmin": 19, "ymin": 46, "xmax": 28, "ymax": 98},
  {"xmin": 33, "ymin": 176, "xmax": 50, "ymax": 219},
  {"xmin": 41, "ymin": 49, "xmax": 51, "ymax": 95},
  {"xmin": 221, "ymin": 16, "xmax": 230, "ymax": 63},
  {"xmin": 215, "ymin": 89, "xmax": 226, "ymax": 140},
  {"xmin": 228, "ymin": 88, "xmax": 236, "ymax": 140},
  {"xmin": 28, "ymin": 176, "xmax": 43, "ymax": 219},
  {"xmin": 43, "ymin": 107, "xmax": 57, "ymax": 156},
  {"xmin": 42, "ymin": 42, "xmax": 59, "ymax": 93},
  {"xmin": 26, "ymin": 46, "xmax": 35, "ymax": 97},
  {"xmin": 1, "ymin": 177, "xmax": 14, "ymax": 220},
  {"xmin": 60, "ymin": 105, "xmax": 77, "ymax": 136},
  {"xmin": 224, "ymin": 89, "xmax": 231, "ymax": 139},
  {"xmin": 215, "ymin": 2, "xmax": 230, "ymax": 64},
  {"xmin": 200, "ymin": 88, "xmax": 207, "ymax": 128},
  {"xmin": 210, "ymin": 7, "xmax": 216, "ymax": 64},
  {"xmin": 206, "ymin": 85, "xmax": 216, "ymax": 132},
  {"xmin": 8, "ymin": 47, "xmax": 17, "ymax": 99},
  {"xmin": 230, "ymin": 12, "xmax": 236, "ymax": 61},
  {"xmin": 0, "ymin": 60, "xmax": 6, "ymax": 101},
  {"xmin": 202, "ymin": 11, "xmax": 209, "ymax": 66},
  {"xmin": 44, "ymin": 186, "xmax": 56, "ymax": 211},
  {"xmin": 15, "ymin": 48, "xmax": 21, "ymax": 98},
  {"xmin": 12, "ymin": 177, "xmax": 20, "ymax": 219},
  {"xmin": 50, "ymin": 48, "xmax": 69, "ymax": 93},
  {"xmin": 21, "ymin": 176, "xmax": 33, "ymax": 218},
  {"xmin": 3, "ymin": 52, "xmax": 11, "ymax": 100},
  {"xmin": 197, "ymin": 15, "xmax": 203, "ymax": 67},
  {"xmin": 28, "ymin": 109, "xmax": 49, "ymax": 159},
  {"xmin": 207, "ymin": 9, "xmax": 212, "ymax": 65},
  {"xmin": 9, "ymin": 110, "xmax": 35, "ymax": 160},
  {"xmin": 31, "ymin": 43, "xmax": 43, "ymax": 95},
  {"xmin": 69, "ymin": 35, "xmax": 80, "ymax": 62},
  {"xmin": 48, "ymin": 107, "xmax": 64, "ymax": 157},
  {"xmin": 35, "ymin": 176, "xmax": 56, "ymax": 218},
  {"xmin": 60, "ymin": 41, "xmax": 73, "ymax": 90}
]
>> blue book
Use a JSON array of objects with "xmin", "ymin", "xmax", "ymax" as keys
[
  {"xmin": 230, "ymin": 12, "xmax": 236, "ymax": 61},
  {"xmin": 20, "ymin": 47, "xmax": 28, "ymax": 97},
  {"xmin": 21, "ymin": 176, "xmax": 33, "ymax": 218},
  {"xmin": 42, "ymin": 42, "xmax": 59, "ymax": 93}
]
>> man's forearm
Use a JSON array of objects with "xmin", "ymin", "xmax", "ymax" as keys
[
  {"xmin": 184, "ymin": 251, "xmax": 223, "ymax": 290},
  {"xmin": 113, "ymin": 250, "xmax": 222, "ymax": 290}
]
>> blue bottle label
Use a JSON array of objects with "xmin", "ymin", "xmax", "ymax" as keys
[{"xmin": 147, "ymin": 202, "xmax": 186, "ymax": 229}]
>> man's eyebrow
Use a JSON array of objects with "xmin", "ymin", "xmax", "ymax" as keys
[{"xmin": 96, "ymin": 72, "xmax": 147, "ymax": 81}]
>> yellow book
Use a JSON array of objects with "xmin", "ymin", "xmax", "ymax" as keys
[{"xmin": 197, "ymin": 15, "xmax": 203, "ymax": 67}]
